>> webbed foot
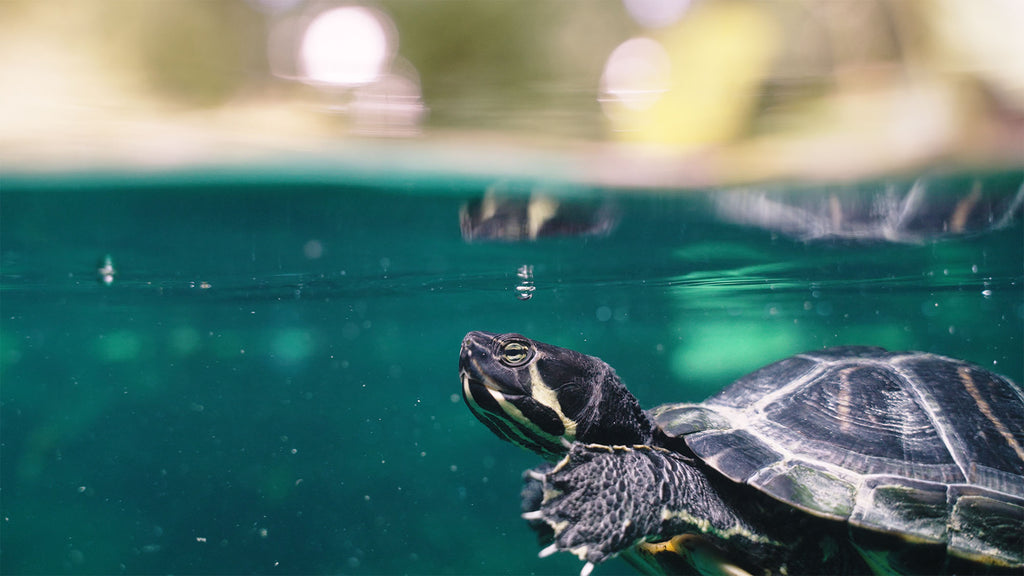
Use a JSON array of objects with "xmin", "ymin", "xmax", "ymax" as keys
[{"xmin": 520, "ymin": 444, "xmax": 674, "ymax": 566}]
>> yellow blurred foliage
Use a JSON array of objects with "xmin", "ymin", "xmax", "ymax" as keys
[{"xmin": 612, "ymin": 1, "xmax": 781, "ymax": 148}]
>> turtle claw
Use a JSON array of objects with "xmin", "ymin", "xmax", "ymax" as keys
[
  {"xmin": 524, "ymin": 444, "xmax": 681, "ymax": 568},
  {"xmin": 539, "ymin": 543, "xmax": 560, "ymax": 558},
  {"xmin": 580, "ymin": 561, "xmax": 595, "ymax": 576}
]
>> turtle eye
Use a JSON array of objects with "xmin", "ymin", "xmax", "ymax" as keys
[{"xmin": 499, "ymin": 340, "xmax": 532, "ymax": 367}]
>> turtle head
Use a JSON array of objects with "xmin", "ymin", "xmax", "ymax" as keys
[{"xmin": 460, "ymin": 331, "xmax": 652, "ymax": 460}]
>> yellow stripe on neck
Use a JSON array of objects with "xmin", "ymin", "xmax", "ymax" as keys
[{"xmin": 528, "ymin": 363, "xmax": 578, "ymax": 440}]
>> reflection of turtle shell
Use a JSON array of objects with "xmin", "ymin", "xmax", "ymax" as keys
[
  {"xmin": 460, "ymin": 188, "xmax": 617, "ymax": 242},
  {"xmin": 714, "ymin": 179, "xmax": 1023, "ymax": 242}
]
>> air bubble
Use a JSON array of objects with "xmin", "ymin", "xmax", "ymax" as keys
[
  {"xmin": 97, "ymin": 254, "xmax": 116, "ymax": 285},
  {"xmin": 516, "ymin": 285, "xmax": 536, "ymax": 301},
  {"xmin": 515, "ymin": 264, "xmax": 535, "ymax": 301}
]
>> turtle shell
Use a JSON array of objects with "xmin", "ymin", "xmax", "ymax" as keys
[{"xmin": 651, "ymin": 346, "xmax": 1024, "ymax": 567}]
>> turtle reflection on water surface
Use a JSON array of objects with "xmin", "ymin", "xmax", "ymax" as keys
[
  {"xmin": 459, "ymin": 331, "xmax": 1024, "ymax": 575},
  {"xmin": 459, "ymin": 182, "xmax": 617, "ymax": 242},
  {"xmin": 714, "ymin": 178, "xmax": 1023, "ymax": 243}
]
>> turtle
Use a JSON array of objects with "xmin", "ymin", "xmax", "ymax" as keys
[{"xmin": 458, "ymin": 331, "xmax": 1024, "ymax": 575}]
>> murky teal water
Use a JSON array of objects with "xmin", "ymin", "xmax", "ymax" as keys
[{"xmin": 2, "ymin": 167, "xmax": 1022, "ymax": 575}]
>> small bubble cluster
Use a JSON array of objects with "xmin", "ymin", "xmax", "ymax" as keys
[{"xmin": 516, "ymin": 264, "xmax": 535, "ymax": 301}]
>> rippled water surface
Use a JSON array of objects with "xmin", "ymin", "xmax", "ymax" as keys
[{"xmin": 2, "ymin": 168, "xmax": 1022, "ymax": 574}]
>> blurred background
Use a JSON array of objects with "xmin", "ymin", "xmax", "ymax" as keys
[
  {"xmin": 2, "ymin": 3, "xmax": 1023, "ymax": 576},
  {"xmin": 2, "ymin": 0, "xmax": 1022, "ymax": 183}
]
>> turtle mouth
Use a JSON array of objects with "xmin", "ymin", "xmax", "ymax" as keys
[{"xmin": 459, "ymin": 361, "xmax": 520, "ymax": 397}]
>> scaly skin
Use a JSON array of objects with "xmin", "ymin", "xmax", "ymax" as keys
[{"xmin": 523, "ymin": 444, "xmax": 788, "ymax": 575}]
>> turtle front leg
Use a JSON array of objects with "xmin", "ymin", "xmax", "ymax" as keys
[
  {"xmin": 523, "ymin": 444, "xmax": 671, "ymax": 565},
  {"xmin": 522, "ymin": 443, "xmax": 771, "ymax": 575}
]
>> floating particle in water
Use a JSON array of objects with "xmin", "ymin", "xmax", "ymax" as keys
[
  {"xmin": 97, "ymin": 254, "xmax": 116, "ymax": 285},
  {"xmin": 516, "ymin": 264, "xmax": 535, "ymax": 300},
  {"xmin": 303, "ymin": 239, "xmax": 324, "ymax": 259}
]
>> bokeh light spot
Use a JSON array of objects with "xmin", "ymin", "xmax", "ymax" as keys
[
  {"xmin": 169, "ymin": 326, "xmax": 202, "ymax": 357},
  {"xmin": 271, "ymin": 328, "xmax": 315, "ymax": 366},
  {"xmin": 600, "ymin": 37, "xmax": 671, "ymax": 113},
  {"xmin": 303, "ymin": 239, "xmax": 324, "ymax": 259},
  {"xmin": 97, "ymin": 331, "xmax": 142, "ymax": 363},
  {"xmin": 300, "ymin": 6, "xmax": 394, "ymax": 86}
]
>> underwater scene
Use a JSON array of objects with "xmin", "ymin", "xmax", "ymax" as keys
[{"xmin": 1, "ymin": 167, "xmax": 1021, "ymax": 575}]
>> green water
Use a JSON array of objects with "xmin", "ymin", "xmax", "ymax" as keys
[{"xmin": 1, "ymin": 168, "xmax": 1022, "ymax": 575}]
